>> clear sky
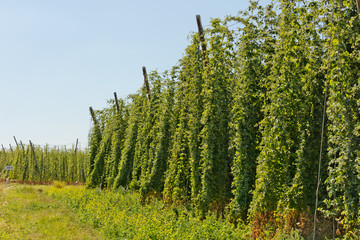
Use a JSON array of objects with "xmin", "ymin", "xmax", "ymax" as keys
[{"xmin": 0, "ymin": 0, "xmax": 271, "ymax": 149}]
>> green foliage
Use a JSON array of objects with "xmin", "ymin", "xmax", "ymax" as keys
[
  {"xmin": 140, "ymin": 70, "xmax": 177, "ymax": 197},
  {"xmin": 83, "ymin": 0, "xmax": 360, "ymax": 235},
  {"xmin": 46, "ymin": 185, "xmax": 251, "ymax": 239},
  {"xmin": 106, "ymin": 98, "xmax": 128, "ymax": 188},
  {"xmin": 322, "ymin": 0, "xmax": 360, "ymax": 230},
  {"xmin": 164, "ymin": 35, "xmax": 203, "ymax": 204},
  {"xmin": 137, "ymin": 71, "xmax": 169, "ymax": 197},
  {"xmin": 129, "ymin": 87, "xmax": 153, "ymax": 190},
  {"xmin": 88, "ymin": 122, "xmax": 101, "ymax": 181},
  {"xmin": 113, "ymin": 94, "xmax": 142, "ymax": 189},
  {"xmin": 87, "ymin": 99, "xmax": 129, "ymax": 188},
  {"xmin": 0, "ymin": 143, "xmax": 89, "ymax": 183},
  {"xmin": 186, "ymin": 33, "xmax": 206, "ymax": 204},
  {"xmin": 228, "ymin": 1, "xmax": 269, "ymax": 220},
  {"xmin": 198, "ymin": 18, "xmax": 235, "ymax": 216},
  {"xmin": 250, "ymin": 0, "xmax": 327, "ymax": 218}
]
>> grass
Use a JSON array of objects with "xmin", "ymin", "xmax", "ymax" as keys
[
  {"xmin": 0, "ymin": 182, "xmax": 306, "ymax": 239},
  {"xmin": 45, "ymin": 185, "xmax": 250, "ymax": 239},
  {"xmin": 45, "ymin": 186, "xmax": 305, "ymax": 240},
  {"xmin": 0, "ymin": 183, "xmax": 104, "ymax": 240}
]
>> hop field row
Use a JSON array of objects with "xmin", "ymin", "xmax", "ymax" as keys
[{"xmin": 2, "ymin": 0, "xmax": 360, "ymax": 238}]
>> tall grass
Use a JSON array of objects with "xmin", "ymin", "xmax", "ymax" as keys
[{"xmin": 45, "ymin": 185, "xmax": 304, "ymax": 239}]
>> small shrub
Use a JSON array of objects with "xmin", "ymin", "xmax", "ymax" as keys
[{"xmin": 52, "ymin": 181, "xmax": 65, "ymax": 189}]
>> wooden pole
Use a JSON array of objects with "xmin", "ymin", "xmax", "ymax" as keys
[
  {"xmin": 89, "ymin": 107, "xmax": 98, "ymax": 125},
  {"xmin": 114, "ymin": 92, "xmax": 121, "ymax": 113},
  {"xmin": 1, "ymin": 144, "xmax": 6, "ymax": 180},
  {"xmin": 74, "ymin": 138, "xmax": 79, "ymax": 154},
  {"xmin": 29, "ymin": 140, "xmax": 41, "ymax": 181},
  {"xmin": 142, "ymin": 66, "xmax": 151, "ymax": 101},
  {"xmin": 9, "ymin": 144, "xmax": 13, "ymax": 153},
  {"xmin": 29, "ymin": 141, "xmax": 35, "ymax": 159},
  {"xmin": 357, "ymin": 0, "xmax": 360, "ymax": 14},
  {"xmin": 20, "ymin": 141, "xmax": 25, "ymax": 151},
  {"xmin": 196, "ymin": 15, "xmax": 207, "ymax": 65},
  {"xmin": 13, "ymin": 136, "xmax": 19, "ymax": 148}
]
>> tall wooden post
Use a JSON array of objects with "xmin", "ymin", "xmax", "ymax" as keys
[
  {"xmin": 1, "ymin": 144, "xmax": 7, "ymax": 181},
  {"xmin": 29, "ymin": 140, "xmax": 41, "ymax": 181},
  {"xmin": 357, "ymin": 0, "xmax": 360, "ymax": 14},
  {"xmin": 196, "ymin": 15, "xmax": 207, "ymax": 65},
  {"xmin": 29, "ymin": 141, "xmax": 36, "ymax": 161},
  {"xmin": 114, "ymin": 92, "xmax": 121, "ymax": 113},
  {"xmin": 20, "ymin": 141, "xmax": 25, "ymax": 151},
  {"xmin": 89, "ymin": 107, "xmax": 97, "ymax": 125},
  {"xmin": 9, "ymin": 144, "xmax": 13, "ymax": 153},
  {"xmin": 89, "ymin": 106, "xmax": 102, "ymax": 138},
  {"xmin": 142, "ymin": 66, "xmax": 151, "ymax": 101},
  {"xmin": 13, "ymin": 136, "xmax": 19, "ymax": 148},
  {"xmin": 74, "ymin": 138, "xmax": 79, "ymax": 154}
]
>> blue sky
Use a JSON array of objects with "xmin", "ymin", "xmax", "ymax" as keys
[{"xmin": 0, "ymin": 0, "xmax": 271, "ymax": 149}]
